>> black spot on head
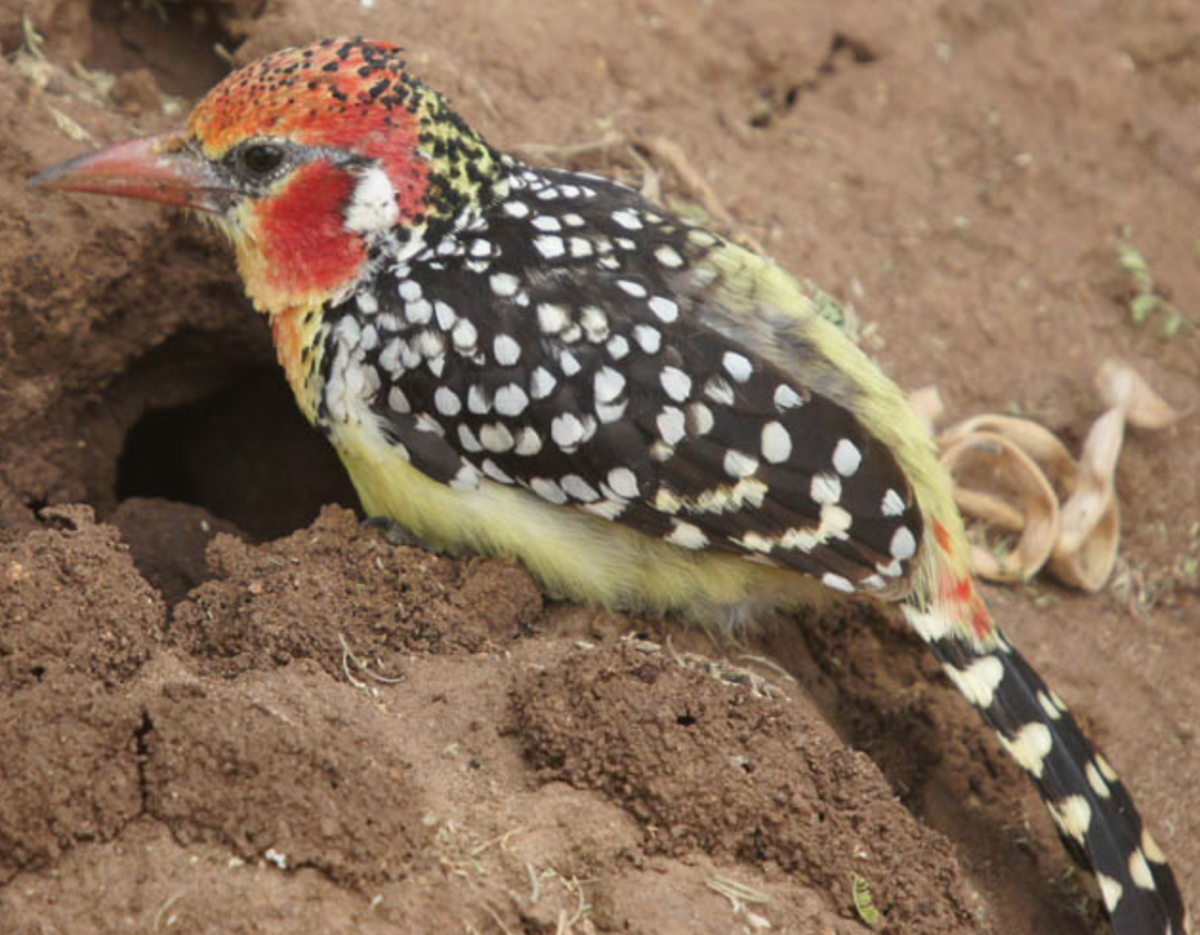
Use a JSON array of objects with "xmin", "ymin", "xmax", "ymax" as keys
[{"xmin": 322, "ymin": 61, "xmax": 339, "ymax": 73}]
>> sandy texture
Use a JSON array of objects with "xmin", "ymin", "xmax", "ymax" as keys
[{"xmin": 2, "ymin": 1, "xmax": 1198, "ymax": 932}]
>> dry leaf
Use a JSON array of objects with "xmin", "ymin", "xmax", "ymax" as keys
[
  {"xmin": 940, "ymin": 431, "xmax": 1059, "ymax": 582},
  {"xmin": 1095, "ymin": 358, "xmax": 1185, "ymax": 429}
]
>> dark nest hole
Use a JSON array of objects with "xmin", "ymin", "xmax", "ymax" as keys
[
  {"xmin": 108, "ymin": 329, "xmax": 358, "ymax": 544},
  {"xmin": 116, "ymin": 370, "xmax": 358, "ymax": 542}
]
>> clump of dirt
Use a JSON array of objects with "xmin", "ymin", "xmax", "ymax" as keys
[
  {"xmin": 0, "ymin": 675, "xmax": 143, "ymax": 883},
  {"xmin": 512, "ymin": 640, "xmax": 978, "ymax": 932},
  {"xmin": 170, "ymin": 505, "xmax": 543, "ymax": 678},
  {"xmin": 1, "ymin": 504, "xmax": 164, "ymax": 693},
  {"xmin": 2, "ymin": 0, "xmax": 1198, "ymax": 933},
  {"xmin": 142, "ymin": 665, "xmax": 431, "ymax": 886},
  {"xmin": 108, "ymin": 497, "xmax": 244, "ymax": 605}
]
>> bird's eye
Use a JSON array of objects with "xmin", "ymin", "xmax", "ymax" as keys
[{"xmin": 240, "ymin": 143, "xmax": 285, "ymax": 176}]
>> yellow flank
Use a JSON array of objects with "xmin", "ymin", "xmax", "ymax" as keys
[{"xmin": 331, "ymin": 420, "xmax": 831, "ymax": 628}]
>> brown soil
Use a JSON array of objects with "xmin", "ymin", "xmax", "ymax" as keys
[{"xmin": 2, "ymin": 1, "xmax": 1198, "ymax": 933}]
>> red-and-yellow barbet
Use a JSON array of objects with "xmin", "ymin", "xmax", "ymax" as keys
[{"xmin": 31, "ymin": 37, "xmax": 1190, "ymax": 935}]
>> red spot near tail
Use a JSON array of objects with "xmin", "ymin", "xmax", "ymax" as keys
[
  {"xmin": 933, "ymin": 519, "xmax": 952, "ymax": 553},
  {"xmin": 972, "ymin": 604, "xmax": 995, "ymax": 641},
  {"xmin": 940, "ymin": 572, "xmax": 996, "ymax": 642}
]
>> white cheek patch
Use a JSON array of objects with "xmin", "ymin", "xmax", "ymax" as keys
[{"xmin": 345, "ymin": 166, "xmax": 400, "ymax": 234}]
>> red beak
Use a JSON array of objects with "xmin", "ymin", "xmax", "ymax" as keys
[{"xmin": 28, "ymin": 133, "xmax": 230, "ymax": 213}]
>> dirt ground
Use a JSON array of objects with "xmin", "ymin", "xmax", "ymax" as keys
[{"xmin": 1, "ymin": 1, "xmax": 1198, "ymax": 933}]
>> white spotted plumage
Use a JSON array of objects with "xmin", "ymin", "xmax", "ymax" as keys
[
  {"xmin": 656, "ymin": 407, "xmax": 686, "ymax": 446},
  {"xmin": 648, "ymin": 295, "xmax": 679, "ymax": 322},
  {"xmin": 722, "ymin": 351, "xmax": 754, "ymax": 383},
  {"xmin": 493, "ymin": 383, "xmax": 529, "ymax": 417},
  {"xmin": 479, "ymin": 423, "xmax": 513, "ymax": 453},
  {"xmin": 493, "ymin": 333, "xmax": 521, "ymax": 366},
  {"xmin": 489, "ymin": 272, "xmax": 520, "ymax": 297},
  {"xmin": 659, "ymin": 367, "xmax": 692, "ymax": 402},
  {"xmin": 760, "ymin": 421, "xmax": 792, "ymax": 464},
  {"xmin": 703, "ymin": 376, "xmax": 735, "ymax": 406},
  {"xmin": 999, "ymin": 722, "xmax": 1055, "ymax": 779}
]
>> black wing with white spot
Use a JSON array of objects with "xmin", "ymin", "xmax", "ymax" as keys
[{"xmin": 319, "ymin": 164, "xmax": 923, "ymax": 595}]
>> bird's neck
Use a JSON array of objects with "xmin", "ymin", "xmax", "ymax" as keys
[
  {"xmin": 255, "ymin": 106, "xmax": 518, "ymax": 395},
  {"xmin": 266, "ymin": 153, "xmax": 527, "ymax": 425},
  {"xmin": 411, "ymin": 90, "xmax": 509, "ymax": 224}
]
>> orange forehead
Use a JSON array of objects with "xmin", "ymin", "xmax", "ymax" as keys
[{"xmin": 187, "ymin": 38, "xmax": 416, "ymax": 155}]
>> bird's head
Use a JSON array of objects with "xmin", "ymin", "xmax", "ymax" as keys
[{"xmin": 30, "ymin": 38, "xmax": 500, "ymax": 314}]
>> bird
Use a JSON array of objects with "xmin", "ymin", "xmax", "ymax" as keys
[{"xmin": 30, "ymin": 37, "xmax": 1189, "ymax": 935}]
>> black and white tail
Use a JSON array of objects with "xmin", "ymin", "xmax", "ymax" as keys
[{"xmin": 913, "ymin": 605, "xmax": 1189, "ymax": 935}]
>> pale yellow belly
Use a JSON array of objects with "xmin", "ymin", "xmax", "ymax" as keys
[{"xmin": 332, "ymin": 420, "xmax": 830, "ymax": 627}]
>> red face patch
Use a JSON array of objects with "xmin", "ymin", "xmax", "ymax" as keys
[{"xmin": 254, "ymin": 161, "xmax": 365, "ymax": 299}]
